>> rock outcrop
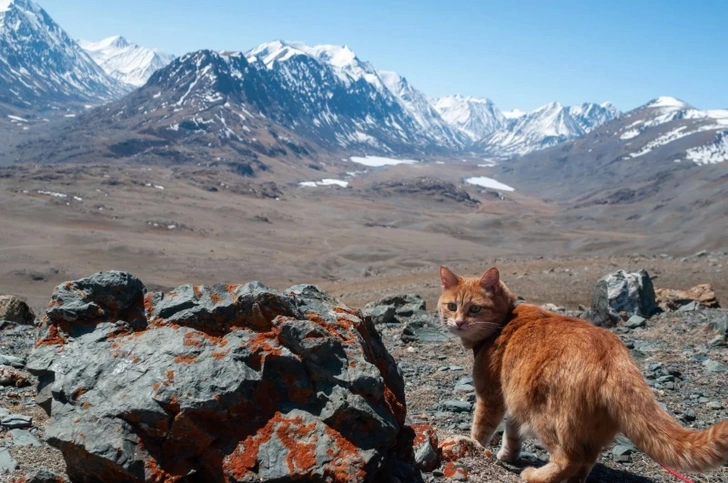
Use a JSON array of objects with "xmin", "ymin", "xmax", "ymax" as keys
[
  {"xmin": 655, "ymin": 284, "xmax": 720, "ymax": 311},
  {"xmin": 587, "ymin": 270, "xmax": 657, "ymax": 327},
  {"xmin": 27, "ymin": 271, "xmax": 408, "ymax": 482},
  {"xmin": 0, "ymin": 295, "xmax": 36, "ymax": 325}
]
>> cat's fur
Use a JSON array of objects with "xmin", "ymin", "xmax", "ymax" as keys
[{"xmin": 438, "ymin": 266, "xmax": 728, "ymax": 483}]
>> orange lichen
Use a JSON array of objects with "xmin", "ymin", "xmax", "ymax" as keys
[
  {"xmin": 82, "ymin": 401, "xmax": 91, "ymax": 409},
  {"xmin": 210, "ymin": 292, "xmax": 221, "ymax": 304},
  {"xmin": 152, "ymin": 382, "xmax": 161, "ymax": 391},
  {"xmin": 34, "ymin": 322, "xmax": 70, "ymax": 347},
  {"xmin": 211, "ymin": 350, "xmax": 229, "ymax": 360},
  {"xmin": 410, "ymin": 424, "xmax": 438, "ymax": 447},
  {"xmin": 323, "ymin": 425, "xmax": 367, "ymax": 482},
  {"xmin": 140, "ymin": 441, "xmax": 185, "ymax": 483},
  {"xmin": 443, "ymin": 461, "xmax": 468, "ymax": 480},
  {"xmin": 183, "ymin": 331, "xmax": 205, "ymax": 347},
  {"xmin": 166, "ymin": 369, "xmax": 175, "ymax": 382},
  {"xmin": 174, "ymin": 355, "xmax": 198, "ymax": 364},
  {"xmin": 193, "ymin": 286, "xmax": 203, "ymax": 298},
  {"xmin": 143, "ymin": 293, "xmax": 155, "ymax": 316},
  {"xmin": 71, "ymin": 387, "xmax": 87, "ymax": 401}
]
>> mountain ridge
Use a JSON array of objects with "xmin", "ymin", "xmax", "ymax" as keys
[{"xmin": 79, "ymin": 35, "xmax": 175, "ymax": 87}]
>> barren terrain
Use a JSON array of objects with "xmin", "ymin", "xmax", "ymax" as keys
[{"xmin": 0, "ymin": 160, "xmax": 727, "ymax": 482}]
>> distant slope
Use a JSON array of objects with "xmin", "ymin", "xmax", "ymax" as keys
[
  {"xmin": 79, "ymin": 35, "xmax": 175, "ymax": 87},
  {"xmin": 0, "ymin": 0, "xmax": 126, "ymax": 113}
]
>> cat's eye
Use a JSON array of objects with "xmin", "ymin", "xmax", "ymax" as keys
[
  {"xmin": 469, "ymin": 305, "xmax": 482, "ymax": 314},
  {"xmin": 447, "ymin": 303, "xmax": 457, "ymax": 311}
]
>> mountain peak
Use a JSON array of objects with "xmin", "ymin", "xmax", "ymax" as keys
[
  {"xmin": 0, "ymin": 0, "xmax": 126, "ymax": 108},
  {"xmin": 646, "ymin": 96, "xmax": 690, "ymax": 109},
  {"xmin": 247, "ymin": 40, "xmax": 358, "ymax": 70},
  {"xmin": 432, "ymin": 95, "xmax": 505, "ymax": 141},
  {"xmin": 0, "ymin": 0, "xmax": 38, "ymax": 13},
  {"xmin": 79, "ymin": 35, "xmax": 175, "ymax": 87},
  {"xmin": 79, "ymin": 35, "xmax": 129, "ymax": 51}
]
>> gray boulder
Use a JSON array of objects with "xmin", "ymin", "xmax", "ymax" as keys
[
  {"xmin": 364, "ymin": 294, "xmax": 426, "ymax": 322},
  {"xmin": 588, "ymin": 270, "xmax": 657, "ymax": 327},
  {"xmin": 0, "ymin": 295, "xmax": 36, "ymax": 324},
  {"xmin": 28, "ymin": 272, "xmax": 408, "ymax": 483}
]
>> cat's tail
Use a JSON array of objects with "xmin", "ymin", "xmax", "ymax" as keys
[{"xmin": 608, "ymin": 359, "xmax": 728, "ymax": 472}]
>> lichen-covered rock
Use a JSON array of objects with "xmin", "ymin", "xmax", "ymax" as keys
[
  {"xmin": 655, "ymin": 284, "xmax": 720, "ymax": 311},
  {"xmin": 0, "ymin": 295, "xmax": 36, "ymax": 324},
  {"xmin": 587, "ymin": 270, "xmax": 657, "ymax": 327},
  {"xmin": 438, "ymin": 436, "xmax": 488, "ymax": 462},
  {"xmin": 27, "ymin": 272, "xmax": 407, "ymax": 483},
  {"xmin": 411, "ymin": 424, "xmax": 439, "ymax": 472}
]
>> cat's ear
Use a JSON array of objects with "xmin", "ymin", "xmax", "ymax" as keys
[
  {"xmin": 479, "ymin": 267, "xmax": 500, "ymax": 294},
  {"xmin": 440, "ymin": 266, "xmax": 460, "ymax": 290}
]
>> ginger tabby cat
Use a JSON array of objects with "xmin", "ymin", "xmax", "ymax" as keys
[{"xmin": 438, "ymin": 266, "xmax": 728, "ymax": 483}]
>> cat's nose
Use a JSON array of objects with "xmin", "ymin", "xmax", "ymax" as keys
[{"xmin": 455, "ymin": 319, "xmax": 466, "ymax": 328}]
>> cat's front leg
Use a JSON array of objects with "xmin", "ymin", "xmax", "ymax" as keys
[
  {"xmin": 496, "ymin": 416, "xmax": 522, "ymax": 463},
  {"xmin": 471, "ymin": 394, "xmax": 505, "ymax": 447}
]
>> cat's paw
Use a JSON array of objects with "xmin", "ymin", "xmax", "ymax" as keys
[
  {"xmin": 470, "ymin": 430, "xmax": 493, "ymax": 448},
  {"xmin": 496, "ymin": 445, "xmax": 520, "ymax": 463},
  {"xmin": 519, "ymin": 466, "xmax": 537, "ymax": 482}
]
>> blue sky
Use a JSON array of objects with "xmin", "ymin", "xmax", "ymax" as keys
[{"xmin": 38, "ymin": 0, "xmax": 728, "ymax": 112}]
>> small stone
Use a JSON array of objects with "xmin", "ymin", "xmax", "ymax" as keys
[
  {"xmin": 678, "ymin": 301, "xmax": 700, "ymax": 312},
  {"xmin": 1, "ymin": 414, "xmax": 32, "ymax": 428},
  {"xmin": 704, "ymin": 359, "xmax": 728, "ymax": 374},
  {"xmin": 0, "ymin": 354, "xmax": 26, "ymax": 369},
  {"xmin": 22, "ymin": 468, "xmax": 70, "ymax": 483},
  {"xmin": 625, "ymin": 315, "xmax": 646, "ymax": 329},
  {"xmin": 7, "ymin": 428, "xmax": 43, "ymax": 447},
  {"xmin": 0, "ymin": 447, "xmax": 19, "ymax": 473},
  {"xmin": 454, "ymin": 383, "xmax": 475, "ymax": 393},
  {"xmin": 707, "ymin": 400, "xmax": 724, "ymax": 410},
  {"xmin": 442, "ymin": 400, "xmax": 472, "ymax": 413},
  {"xmin": 363, "ymin": 305, "xmax": 396, "ymax": 325},
  {"xmin": 612, "ymin": 444, "xmax": 634, "ymax": 457},
  {"xmin": 683, "ymin": 409, "xmax": 697, "ymax": 422},
  {"xmin": 708, "ymin": 335, "xmax": 727, "ymax": 347}
]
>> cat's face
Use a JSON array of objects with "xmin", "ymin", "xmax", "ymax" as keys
[{"xmin": 438, "ymin": 266, "xmax": 507, "ymax": 343}]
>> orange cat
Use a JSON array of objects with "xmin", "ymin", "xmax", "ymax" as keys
[{"xmin": 438, "ymin": 266, "xmax": 728, "ymax": 483}]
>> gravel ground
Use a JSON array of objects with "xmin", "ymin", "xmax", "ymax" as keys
[{"xmin": 1, "ymin": 253, "xmax": 727, "ymax": 482}]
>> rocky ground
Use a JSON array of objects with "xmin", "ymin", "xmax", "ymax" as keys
[{"xmin": 1, "ymin": 254, "xmax": 728, "ymax": 482}]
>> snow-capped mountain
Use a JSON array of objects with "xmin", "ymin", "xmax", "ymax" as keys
[
  {"xmin": 9, "ymin": 49, "xmax": 318, "ymax": 166},
  {"xmin": 0, "ymin": 0, "xmax": 126, "ymax": 111},
  {"xmin": 432, "ymin": 95, "xmax": 506, "ymax": 141},
  {"xmin": 79, "ymin": 35, "xmax": 175, "ymax": 87},
  {"xmin": 496, "ymin": 96, "xmax": 728, "ymax": 204},
  {"xmin": 378, "ymin": 71, "xmax": 468, "ymax": 148},
  {"xmin": 477, "ymin": 101, "xmax": 620, "ymax": 157},
  {"xmin": 245, "ymin": 40, "xmax": 463, "ymax": 153}
]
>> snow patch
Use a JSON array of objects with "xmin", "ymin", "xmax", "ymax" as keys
[
  {"xmin": 620, "ymin": 129, "xmax": 640, "ymax": 140},
  {"xmin": 686, "ymin": 131, "xmax": 728, "ymax": 165},
  {"xmin": 38, "ymin": 190, "xmax": 67, "ymax": 198},
  {"xmin": 298, "ymin": 179, "xmax": 349, "ymax": 188},
  {"xmin": 647, "ymin": 96, "xmax": 689, "ymax": 109},
  {"xmin": 465, "ymin": 176, "xmax": 515, "ymax": 192},
  {"xmin": 349, "ymin": 155, "xmax": 418, "ymax": 167}
]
